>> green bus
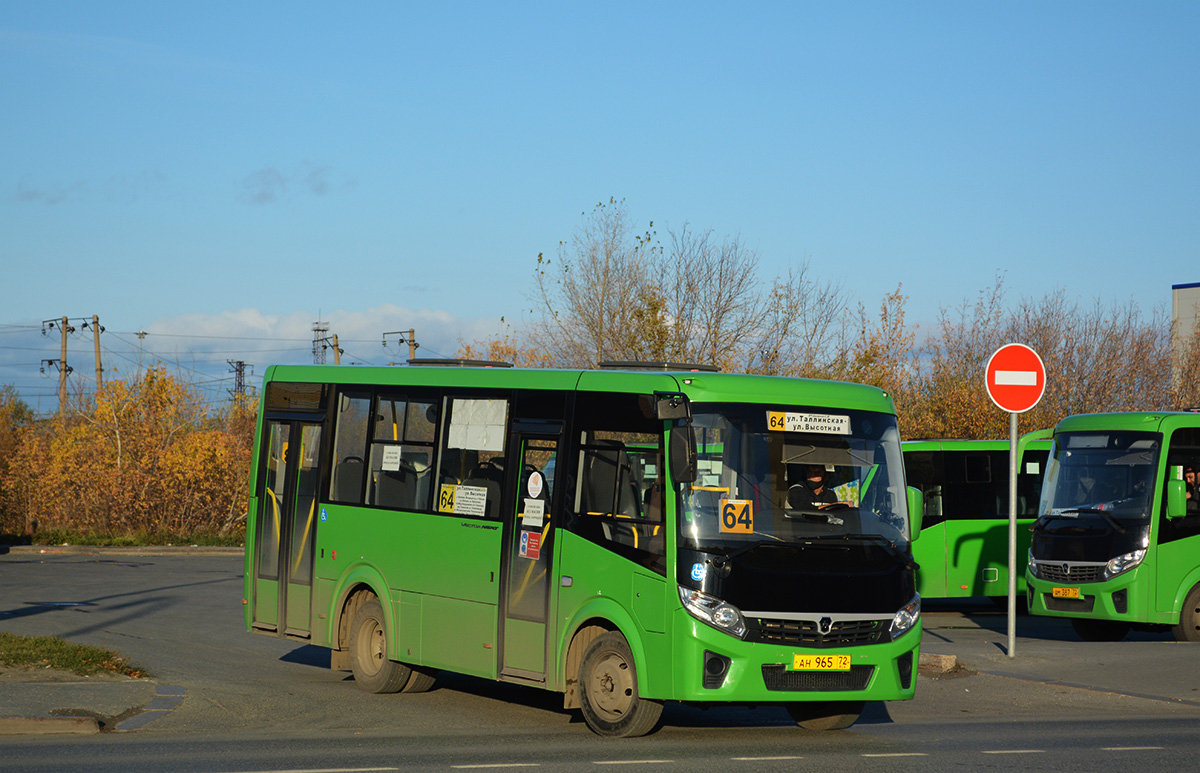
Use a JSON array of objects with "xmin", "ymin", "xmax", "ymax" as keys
[
  {"xmin": 243, "ymin": 361, "xmax": 923, "ymax": 736},
  {"xmin": 1026, "ymin": 411, "xmax": 1200, "ymax": 642},
  {"xmin": 903, "ymin": 431, "xmax": 1051, "ymax": 599}
]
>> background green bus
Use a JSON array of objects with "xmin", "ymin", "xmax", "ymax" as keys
[
  {"xmin": 244, "ymin": 362, "xmax": 923, "ymax": 736},
  {"xmin": 1027, "ymin": 411, "xmax": 1200, "ymax": 642},
  {"xmin": 903, "ymin": 431, "xmax": 1051, "ymax": 599}
]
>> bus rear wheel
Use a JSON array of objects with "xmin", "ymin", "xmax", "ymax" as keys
[
  {"xmin": 1172, "ymin": 585, "xmax": 1200, "ymax": 642},
  {"xmin": 578, "ymin": 631, "xmax": 663, "ymax": 737},
  {"xmin": 1070, "ymin": 617, "xmax": 1130, "ymax": 642},
  {"xmin": 349, "ymin": 598, "xmax": 413, "ymax": 693},
  {"xmin": 786, "ymin": 701, "xmax": 864, "ymax": 731}
]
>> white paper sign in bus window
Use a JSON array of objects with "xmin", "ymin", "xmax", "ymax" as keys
[
  {"xmin": 380, "ymin": 445, "xmax": 403, "ymax": 472},
  {"xmin": 767, "ymin": 411, "xmax": 850, "ymax": 435},
  {"xmin": 448, "ymin": 398, "xmax": 508, "ymax": 452}
]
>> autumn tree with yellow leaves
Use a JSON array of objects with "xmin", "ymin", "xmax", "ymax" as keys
[{"xmin": 1, "ymin": 368, "xmax": 254, "ymax": 541}]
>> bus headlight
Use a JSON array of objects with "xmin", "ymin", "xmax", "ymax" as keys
[
  {"xmin": 679, "ymin": 587, "xmax": 747, "ymax": 639},
  {"xmin": 1027, "ymin": 548, "xmax": 1039, "ymax": 579},
  {"xmin": 889, "ymin": 594, "xmax": 921, "ymax": 640},
  {"xmin": 1104, "ymin": 549, "xmax": 1145, "ymax": 579}
]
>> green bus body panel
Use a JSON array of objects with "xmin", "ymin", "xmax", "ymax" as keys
[
  {"xmin": 504, "ymin": 618, "xmax": 546, "ymax": 674},
  {"xmin": 315, "ymin": 503, "xmax": 502, "ymax": 672},
  {"xmin": 1026, "ymin": 411, "xmax": 1200, "ymax": 626},
  {"xmin": 254, "ymin": 578, "xmax": 278, "ymax": 626},
  {"xmin": 904, "ymin": 432, "xmax": 1051, "ymax": 599}
]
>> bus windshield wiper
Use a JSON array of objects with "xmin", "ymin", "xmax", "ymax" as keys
[
  {"xmin": 707, "ymin": 537, "xmax": 785, "ymax": 568},
  {"xmin": 1052, "ymin": 508, "xmax": 1126, "ymax": 534},
  {"xmin": 813, "ymin": 532, "xmax": 919, "ymax": 570},
  {"xmin": 783, "ymin": 509, "xmax": 846, "ymax": 525}
]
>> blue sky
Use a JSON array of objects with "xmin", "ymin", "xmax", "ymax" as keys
[{"xmin": 2, "ymin": 2, "xmax": 1197, "ymax": 413}]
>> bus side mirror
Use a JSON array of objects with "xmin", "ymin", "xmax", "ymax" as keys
[
  {"xmin": 669, "ymin": 424, "xmax": 697, "ymax": 484},
  {"xmin": 1166, "ymin": 479, "xmax": 1188, "ymax": 519},
  {"xmin": 655, "ymin": 393, "xmax": 690, "ymax": 421},
  {"xmin": 907, "ymin": 486, "xmax": 924, "ymax": 540}
]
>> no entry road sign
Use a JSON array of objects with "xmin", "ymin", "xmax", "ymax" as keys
[{"xmin": 985, "ymin": 343, "xmax": 1046, "ymax": 413}]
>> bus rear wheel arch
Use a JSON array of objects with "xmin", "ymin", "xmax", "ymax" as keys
[
  {"xmin": 347, "ymin": 597, "xmax": 438, "ymax": 694},
  {"xmin": 578, "ymin": 631, "xmax": 663, "ymax": 737},
  {"xmin": 1173, "ymin": 584, "xmax": 1200, "ymax": 642},
  {"xmin": 786, "ymin": 700, "xmax": 864, "ymax": 731}
]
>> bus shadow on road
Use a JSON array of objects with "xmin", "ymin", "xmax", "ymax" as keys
[{"xmin": 279, "ymin": 644, "xmax": 334, "ymax": 668}]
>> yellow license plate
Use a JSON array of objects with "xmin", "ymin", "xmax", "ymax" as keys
[
  {"xmin": 791, "ymin": 654, "xmax": 851, "ymax": 671},
  {"xmin": 1052, "ymin": 587, "xmax": 1081, "ymax": 599}
]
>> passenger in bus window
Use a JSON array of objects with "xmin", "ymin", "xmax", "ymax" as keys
[
  {"xmin": 1186, "ymin": 465, "xmax": 1198, "ymax": 513},
  {"xmin": 788, "ymin": 464, "xmax": 852, "ymax": 510}
]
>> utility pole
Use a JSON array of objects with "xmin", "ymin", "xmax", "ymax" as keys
[
  {"xmin": 312, "ymin": 321, "xmax": 330, "ymax": 364},
  {"xmin": 58, "ymin": 316, "xmax": 68, "ymax": 413},
  {"xmin": 313, "ymin": 327, "xmax": 342, "ymax": 365},
  {"xmin": 83, "ymin": 315, "xmax": 104, "ymax": 392},
  {"xmin": 228, "ymin": 360, "xmax": 247, "ymax": 401},
  {"xmin": 382, "ymin": 328, "xmax": 419, "ymax": 362},
  {"xmin": 42, "ymin": 317, "xmax": 75, "ymax": 418}
]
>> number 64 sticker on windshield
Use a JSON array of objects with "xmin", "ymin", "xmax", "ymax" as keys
[{"xmin": 720, "ymin": 499, "xmax": 754, "ymax": 534}]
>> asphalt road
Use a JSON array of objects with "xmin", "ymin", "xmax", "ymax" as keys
[{"xmin": 1, "ymin": 549, "xmax": 1198, "ymax": 771}]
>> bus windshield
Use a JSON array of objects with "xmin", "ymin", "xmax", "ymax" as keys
[
  {"xmin": 1037, "ymin": 431, "xmax": 1160, "ymax": 525},
  {"xmin": 678, "ymin": 404, "xmax": 910, "ymax": 554}
]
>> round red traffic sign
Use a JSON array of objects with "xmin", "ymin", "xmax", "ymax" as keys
[{"xmin": 985, "ymin": 343, "xmax": 1046, "ymax": 413}]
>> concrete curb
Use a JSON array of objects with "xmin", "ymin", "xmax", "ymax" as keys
[
  {"xmin": 1, "ymin": 545, "xmax": 243, "ymax": 557},
  {"xmin": 0, "ymin": 716, "xmax": 100, "ymax": 735},
  {"xmin": 918, "ymin": 652, "xmax": 959, "ymax": 673}
]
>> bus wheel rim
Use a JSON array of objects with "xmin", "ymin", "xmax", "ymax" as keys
[{"xmin": 590, "ymin": 652, "xmax": 634, "ymax": 719}]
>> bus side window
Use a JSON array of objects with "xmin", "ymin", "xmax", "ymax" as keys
[
  {"xmin": 567, "ymin": 392, "xmax": 665, "ymax": 573},
  {"xmin": 330, "ymin": 391, "xmax": 371, "ymax": 504},
  {"xmin": 367, "ymin": 395, "xmax": 438, "ymax": 512},
  {"xmin": 435, "ymin": 397, "xmax": 509, "ymax": 519}
]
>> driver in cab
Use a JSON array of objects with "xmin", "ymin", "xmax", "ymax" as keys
[{"xmin": 788, "ymin": 464, "xmax": 852, "ymax": 510}]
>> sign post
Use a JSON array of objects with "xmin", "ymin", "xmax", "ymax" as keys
[{"xmin": 984, "ymin": 343, "xmax": 1046, "ymax": 659}]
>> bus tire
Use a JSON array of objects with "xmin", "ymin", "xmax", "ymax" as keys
[
  {"xmin": 349, "ymin": 598, "xmax": 412, "ymax": 693},
  {"xmin": 1172, "ymin": 585, "xmax": 1200, "ymax": 642},
  {"xmin": 400, "ymin": 666, "xmax": 438, "ymax": 693},
  {"xmin": 1070, "ymin": 617, "xmax": 1130, "ymax": 642},
  {"xmin": 786, "ymin": 700, "xmax": 864, "ymax": 731},
  {"xmin": 578, "ymin": 631, "xmax": 663, "ymax": 737}
]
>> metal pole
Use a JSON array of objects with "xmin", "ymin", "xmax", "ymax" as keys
[
  {"xmin": 58, "ymin": 316, "xmax": 69, "ymax": 419},
  {"xmin": 1008, "ymin": 410, "xmax": 1018, "ymax": 658},
  {"xmin": 92, "ymin": 315, "xmax": 103, "ymax": 392}
]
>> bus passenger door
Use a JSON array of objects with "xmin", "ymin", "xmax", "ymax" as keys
[
  {"xmin": 252, "ymin": 419, "xmax": 322, "ymax": 639},
  {"xmin": 501, "ymin": 430, "xmax": 561, "ymax": 681}
]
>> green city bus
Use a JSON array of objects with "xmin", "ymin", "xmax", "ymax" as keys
[
  {"xmin": 903, "ymin": 431, "xmax": 1051, "ymax": 599},
  {"xmin": 1026, "ymin": 411, "xmax": 1200, "ymax": 642},
  {"xmin": 243, "ymin": 361, "xmax": 923, "ymax": 736}
]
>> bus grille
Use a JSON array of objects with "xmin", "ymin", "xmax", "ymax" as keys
[
  {"xmin": 748, "ymin": 617, "xmax": 887, "ymax": 647},
  {"xmin": 1035, "ymin": 562, "xmax": 1104, "ymax": 584},
  {"xmin": 761, "ymin": 664, "xmax": 874, "ymax": 692}
]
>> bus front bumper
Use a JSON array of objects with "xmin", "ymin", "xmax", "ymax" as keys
[
  {"xmin": 664, "ymin": 613, "xmax": 920, "ymax": 704},
  {"xmin": 1025, "ymin": 568, "xmax": 1144, "ymax": 621}
]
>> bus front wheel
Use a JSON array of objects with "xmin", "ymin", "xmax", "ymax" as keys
[
  {"xmin": 786, "ymin": 700, "xmax": 864, "ymax": 731},
  {"xmin": 349, "ymin": 598, "xmax": 413, "ymax": 693},
  {"xmin": 578, "ymin": 632, "xmax": 663, "ymax": 737},
  {"xmin": 1172, "ymin": 585, "xmax": 1200, "ymax": 642}
]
